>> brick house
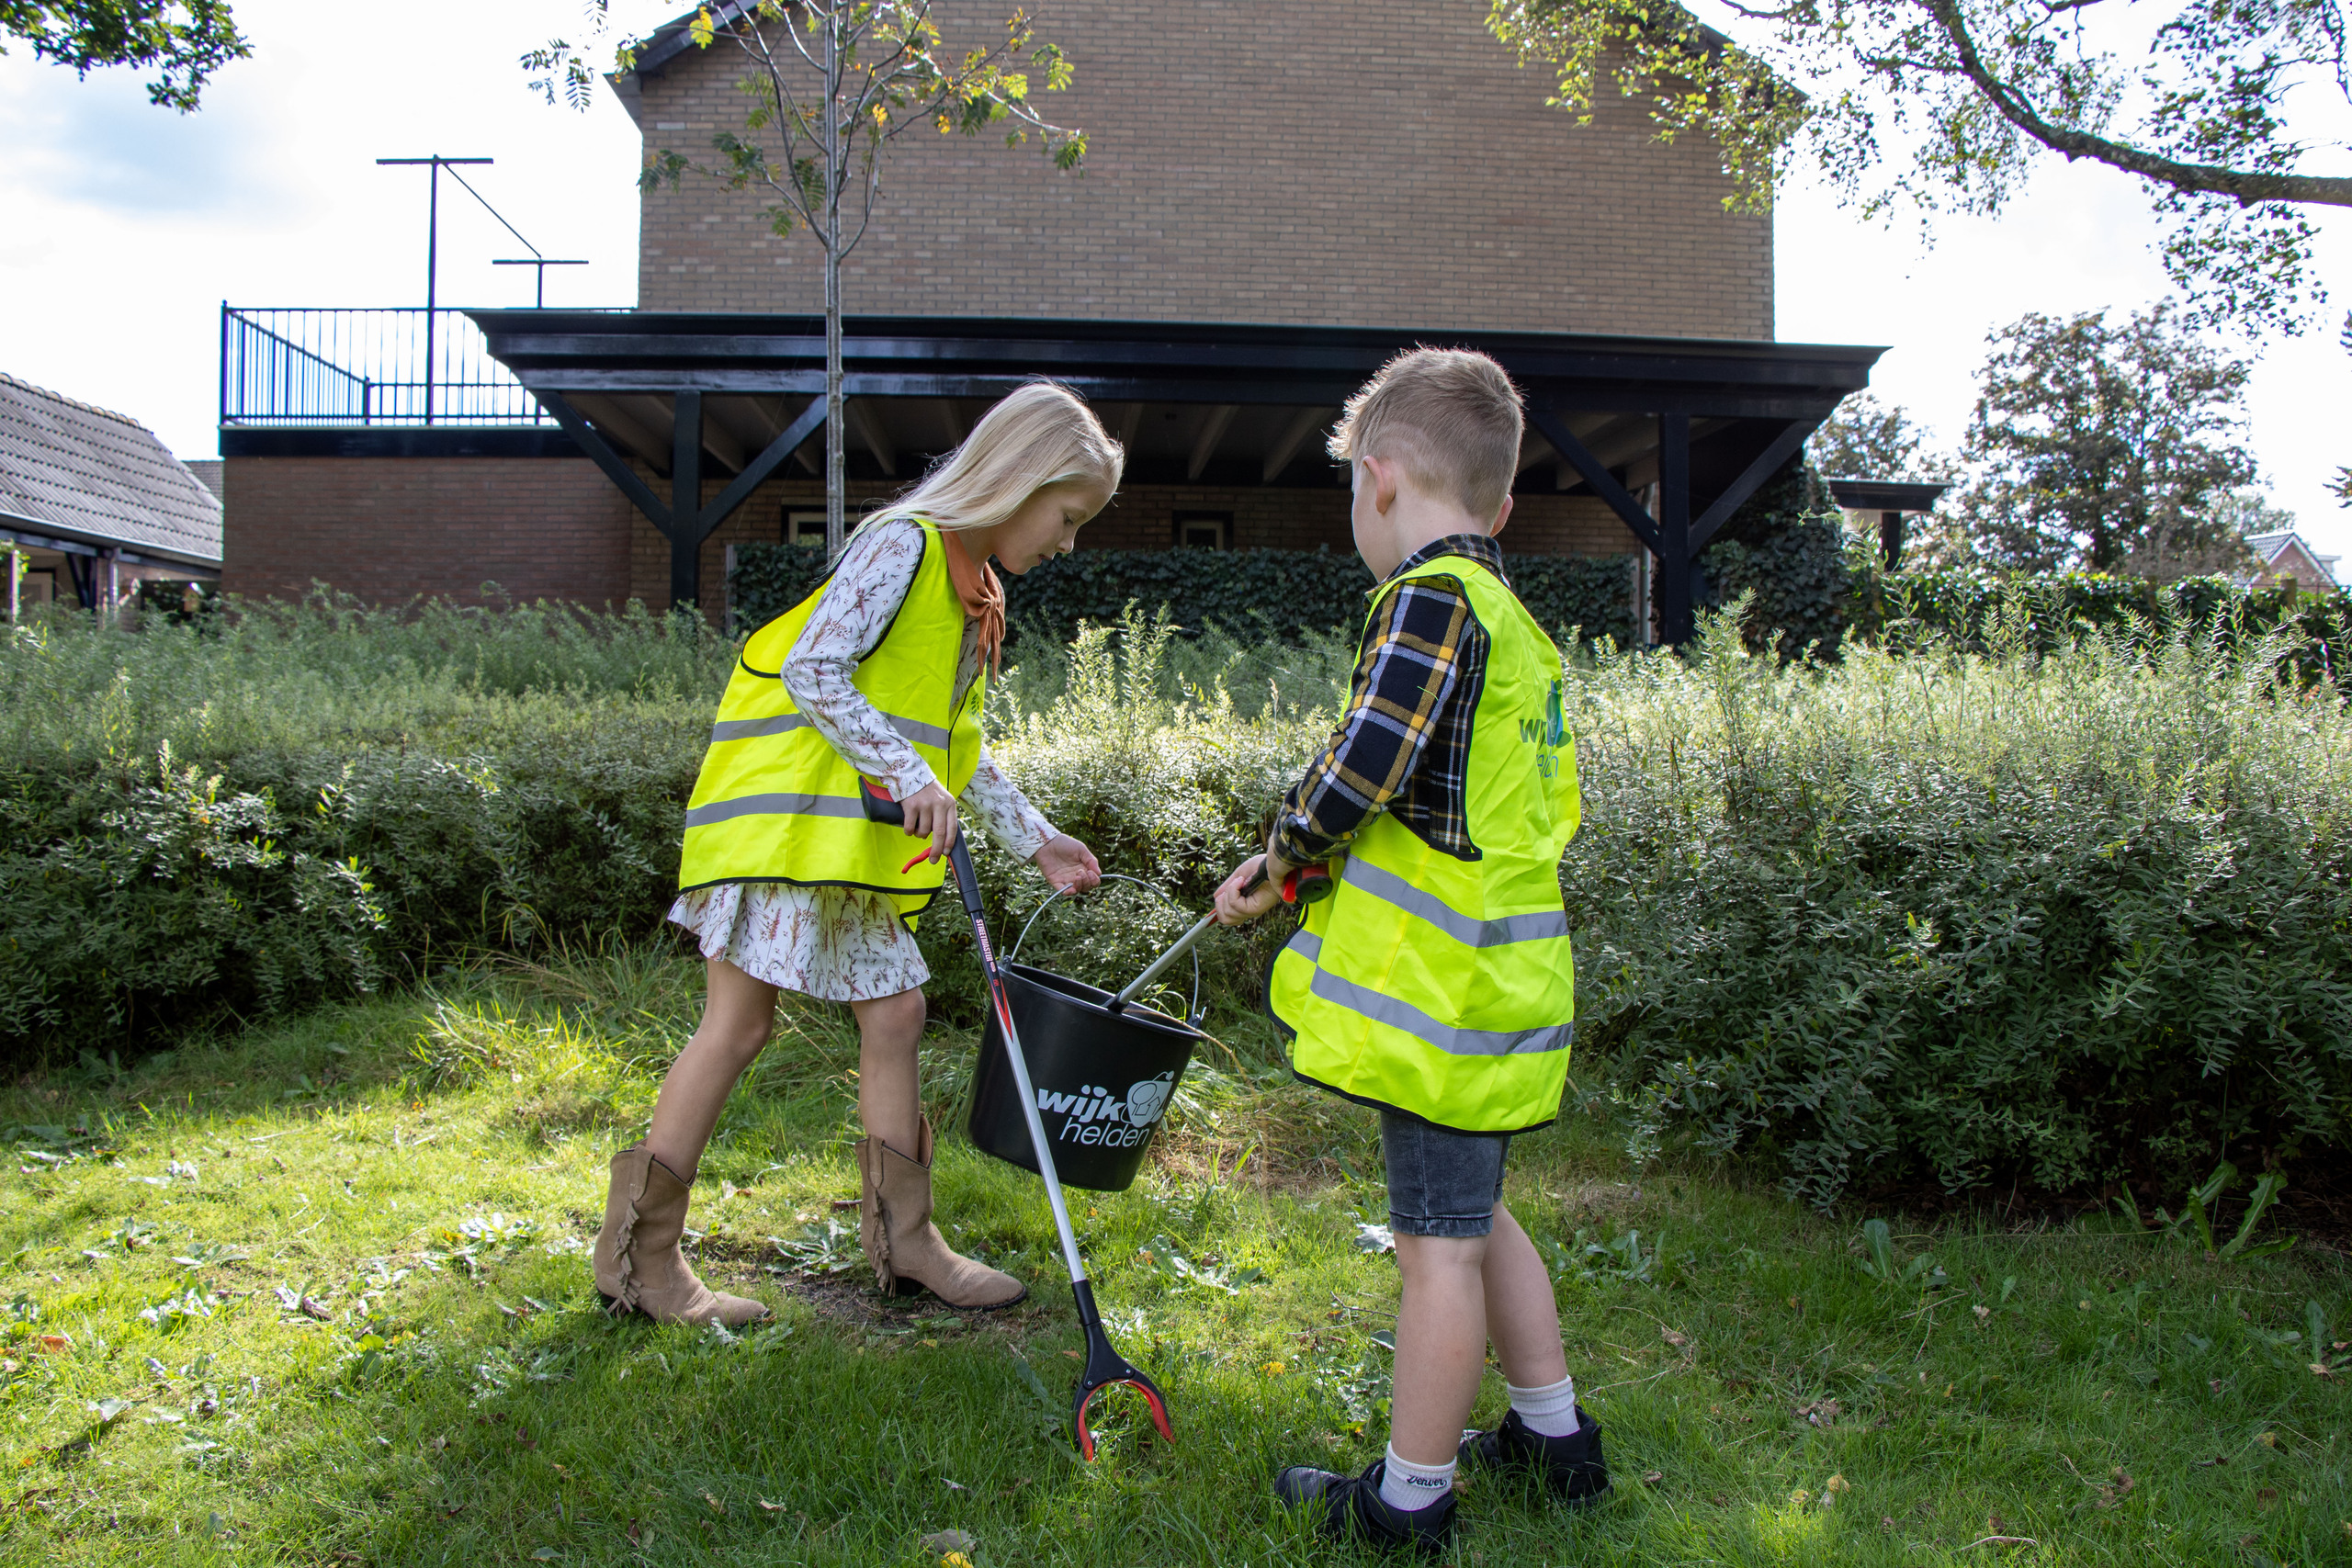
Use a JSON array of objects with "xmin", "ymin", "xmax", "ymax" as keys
[
  {"xmin": 3, "ymin": 371, "xmax": 223, "ymax": 619},
  {"xmin": 2241, "ymin": 530, "xmax": 2342, "ymax": 593},
  {"xmin": 220, "ymin": 1, "xmax": 1881, "ymax": 641}
]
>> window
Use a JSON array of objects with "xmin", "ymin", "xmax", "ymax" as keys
[
  {"xmin": 784, "ymin": 508, "xmax": 828, "ymax": 547},
  {"xmin": 1172, "ymin": 511, "xmax": 1230, "ymax": 549}
]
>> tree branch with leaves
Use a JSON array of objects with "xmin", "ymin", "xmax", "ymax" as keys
[
  {"xmin": 1488, "ymin": 0, "xmax": 2352, "ymax": 333},
  {"xmin": 528, "ymin": 1, "xmax": 1085, "ymax": 557},
  {"xmin": 2, "ymin": 0, "xmax": 250, "ymax": 109}
]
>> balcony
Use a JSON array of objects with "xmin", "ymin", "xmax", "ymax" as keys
[{"xmin": 219, "ymin": 306, "xmax": 605, "ymax": 427}]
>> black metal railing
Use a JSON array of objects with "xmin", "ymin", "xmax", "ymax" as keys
[{"xmin": 220, "ymin": 306, "xmax": 571, "ymax": 426}]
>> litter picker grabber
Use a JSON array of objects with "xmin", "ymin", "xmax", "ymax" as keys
[
  {"xmin": 1107, "ymin": 859, "xmax": 1332, "ymax": 1014},
  {"xmin": 858, "ymin": 781, "xmax": 1172, "ymax": 1461}
]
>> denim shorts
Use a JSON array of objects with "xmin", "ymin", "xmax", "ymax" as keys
[{"xmin": 1380, "ymin": 1113, "xmax": 1511, "ymax": 1238}]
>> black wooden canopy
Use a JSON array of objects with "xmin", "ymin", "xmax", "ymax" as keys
[
  {"xmin": 1827, "ymin": 478, "xmax": 1952, "ymax": 570},
  {"xmin": 469, "ymin": 310, "xmax": 1884, "ymax": 642}
]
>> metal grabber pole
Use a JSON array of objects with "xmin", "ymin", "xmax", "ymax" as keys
[{"xmin": 858, "ymin": 782, "xmax": 1171, "ymax": 1460}]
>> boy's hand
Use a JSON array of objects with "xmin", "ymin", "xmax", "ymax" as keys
[
  {"xmin": 900, "ymin": 783, "xmax": 958, "ymax": 863},
  {"xmin": 1033, "ymin": 834, "xmax": 1102, "ymax": 895},
  {"xmin": 1215, "ymin": 854, "xmax": 1285, "ymax": 926}
]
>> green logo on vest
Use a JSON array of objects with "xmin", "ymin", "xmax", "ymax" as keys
[{"xmin": 1519, "ymin": 681, "xmax": 1567, "ymax": 750}]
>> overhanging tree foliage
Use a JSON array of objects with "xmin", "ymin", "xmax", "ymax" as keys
[
  {"xmin": 530, "ymin": 2, "xmax": 1085, "ymax": 558},
  {"xmin": 1, "ymin": 0, "xmax": 249, "ymax": 108},
  {"xmin": 1488, "ymin": 0, "xmax": 2352, "ymax": 333}
]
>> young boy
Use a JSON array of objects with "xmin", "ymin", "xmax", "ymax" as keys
[{"xmin": 1215, "ymin": 348, "xmax": 1604, "ymax": 1553}]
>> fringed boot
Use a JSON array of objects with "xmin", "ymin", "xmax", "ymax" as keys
[
  {"xmin": 593, "ymin": 1144, "xmax": 769, "ymax": 1326},
  {"xmin": 855, "ymin": 1117, "xmax": 1026, "ymax": 1310}
]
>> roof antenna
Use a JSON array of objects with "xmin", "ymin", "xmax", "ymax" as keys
[
  {"xmin": 376, "ymin": 155, "xmax": 493, "ymax": 424},
  {"xmin": 492, "ymin": 257, "xmax": 590, "ymax": 308}
]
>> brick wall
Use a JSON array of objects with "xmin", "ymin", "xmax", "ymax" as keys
[
  {"xmin": 642, "ymin": 474, "xmax": 1639, "ymax": 623},
  {"xmin": 632, "ymin": 1, "xmax": 1771, "ymax": 339},
  {"xmin": 220, "ymin": 457, "xmax": 1638, "ymax": 618},
  {"xmin": 222, "ymin": 457, "xmax": 637, "ymax": 607}
]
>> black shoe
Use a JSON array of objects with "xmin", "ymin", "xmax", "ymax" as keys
[
  {"xmin": 1273, "ymin": 1459, "xmax": 1456, "ymax": 1556},
  {"xmin": 1458, "ymin": 1405, "xmax": 1610, "ymax": 1506}
]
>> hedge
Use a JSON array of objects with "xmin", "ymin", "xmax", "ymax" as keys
[
  {"xmin": 731, "ymin": 541, "xmax": 1639, "ymax": 649},
  {"xmin": 10, "ymin": 594, "xmax": 2352, "ymax": 1210}
]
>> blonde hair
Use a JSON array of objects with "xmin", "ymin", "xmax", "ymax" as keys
[
  {"xmin": 863, "ymin": 381, "xmax": 1124, "ymax": 535},
  {"xmin": 1326, "ymin": 348, "xmax": 1523, "ymax": 521}
]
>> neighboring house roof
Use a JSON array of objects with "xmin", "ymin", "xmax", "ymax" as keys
[
  {"xmin": 2244, "ymin": 529, "xmax": 2340, "ymax": 586},
  {"xmin": 0, "ymin": 371, "xmax": 222, "ymax": 565}
]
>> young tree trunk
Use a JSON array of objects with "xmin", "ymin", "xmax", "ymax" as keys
[{"xmin": 822, "ymin": 7, "xmax": 847, "ymax": 561}]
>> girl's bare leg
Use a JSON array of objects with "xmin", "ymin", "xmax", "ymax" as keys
[
  {"xmin": 849, "ymin": 986, "xmax": 926, "ymax": 1153},
  {"xmin": 644, "ymin": 958, "xmax": 780, "ymax": 1180}
]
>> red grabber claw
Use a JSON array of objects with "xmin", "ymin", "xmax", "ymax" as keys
[{"xmin": 1069, "ymin": 1279, "xmax": 1174, "ymax": 1461}]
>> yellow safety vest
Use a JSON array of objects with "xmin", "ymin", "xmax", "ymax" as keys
[
  {"xmin": 1269, "ymin": 553, "xmax": 1580, "ymax": 1134},
  {"xmin": 677, "ymin": 518, "xmax": 983, "ymax": 924}
]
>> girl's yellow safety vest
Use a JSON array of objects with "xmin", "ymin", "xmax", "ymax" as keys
[
  {"xmin": 1269, "ymin": 553, "xmax": 1579, "ymax": 1134},
  {"xmin": 677, "ymin": 518, "xmax": 982, "ymax": 925}
]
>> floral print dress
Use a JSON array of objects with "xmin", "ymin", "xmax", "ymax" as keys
[{"xmin": 667, "ymin": 518, "xmax": 1056, "ymax": 1001}]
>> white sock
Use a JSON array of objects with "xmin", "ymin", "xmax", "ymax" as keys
[
  {"xmin": 1377, "ymin": 1444, "xmax": 1455, "ymax": 1513},
  {"xmin": 1508, "ymin": 1374, "xmax": 1579, "ymax": 1438}
]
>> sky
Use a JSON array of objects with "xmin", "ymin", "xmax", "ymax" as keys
[{"xmin": 2, "ymin": 0, "xmax": 2346, "ymax": 556}]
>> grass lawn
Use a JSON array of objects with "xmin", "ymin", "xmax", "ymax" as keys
[{"xmin": 3, "ymin": 947, "xmax": 2346, "ymax": 1568}]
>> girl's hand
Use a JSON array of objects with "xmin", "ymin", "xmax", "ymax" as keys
[
  {"xmin": 1033, "ymin": 834, "xmax": 1102, "ymax": 894},
  {"xmin": 1215, "ymin": 854, "xmax": 1284, "ymax": 926},
  {"xmin": 900, "ymin": 783, "xmax": 958, "ymax": 863}
]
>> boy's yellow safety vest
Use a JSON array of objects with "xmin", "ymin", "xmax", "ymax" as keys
[
  {"xmin": 677, "ymin": 518, "xmax": 982, "ymax": 925},
  {"xmin": 1269, "ymin": 553, "xmax": 1579, "ymax": 1134}
]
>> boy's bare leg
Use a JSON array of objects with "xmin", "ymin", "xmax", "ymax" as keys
[
  {"xmin": 848, "ymin": 987, "xmax": 925, "ymax": 1154},
  {"xmin": 1483, "ymin": 1204, "xmax": 1568, "ymax": 1389},
  {"xmin": 1388, "ymin": 1232, "xmax": 1493, "ymax": 1464},
  {"xmin": 644, "ymin": 958, "xmax": 779, "ymax": 1179}
]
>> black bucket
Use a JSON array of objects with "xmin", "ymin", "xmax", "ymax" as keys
[{"xmin": 966, "ymin": 881, "xmax": 1206, "ymax": 1191}]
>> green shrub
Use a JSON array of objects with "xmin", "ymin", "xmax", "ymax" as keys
[
  {"xmin": 1565, "ymin": 608, "xmax": 2352, "ymax": 1208},
  {"xmin": 10, "ymin": 588, "xmax": 2351, "ymax": 1213},
  {"xmin": 730, "ymin": 542, "xmax": 1638, "ymax": 649}
]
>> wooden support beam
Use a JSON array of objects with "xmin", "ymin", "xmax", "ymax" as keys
[
  {"xmin": 1687, "ymin": 418, "xmax": 1821, "ymax": 552},
  {"xmin": 1526, "ymin": 406, "xmax": 1663, "ymax": 558},
  {"xmin": 537, "ymin": 390, "xmax": 672, "ymax": 529},
  {"xmin": 846, "ymin": 399, "xmax": 897, "ymax": 476},
  {"xmin": 565, "ymin": 393, "xmax": 669, "ymax": 472},
  {"xmin": 671, "ymin": 390, "xmax": 706, "ymax": 608},
  {"xmin": 1189, "ymin": 403, "xmax": 1238, "ymax": 480},
  {"xmin": 691, "ymin": 397, "xmax": 829, "ymax": 547},
  {"xmin": 1656, "ymin": 412, "xmax": 1693, "ymax": 645},
  {"xmin": 694, "ymin": 403, "xmax": 749, "ymax": 475},
  {"xmin": 1261, "ymin": 406, "xmax": 1330, "ymax": 484},
  {"xmin": 1515, "ymin": 434, "xmax": 1555, "ymax": 476}
]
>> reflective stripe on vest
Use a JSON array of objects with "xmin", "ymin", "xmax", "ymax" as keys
[
  {"xmin": 1269, "ymin": 552, "xmax": 1580, "ymax": 1134},
  {"xmin": 1283, "ymin": 930, "xmax": 1575, "ymax": 1057},
  {"xmin": 675, "ymin": 518, "xmax": 983, "ymax": 922}
]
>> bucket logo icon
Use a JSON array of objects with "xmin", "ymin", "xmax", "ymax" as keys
[{"xmin": 1125, "ymin": 1072, "xmax": 1175, "ymax": 1128}]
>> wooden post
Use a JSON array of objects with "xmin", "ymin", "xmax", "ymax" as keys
[
  {"xmin": 6, "ymin": 544, "xmax": 17, "ymax": 625},
  {"xmin": 671, "ymin": 390, "xmax": 705, "ymax": 611},
  {"xmin": 1656, "ymin": 414, "xmax": 1693, "ymax": 645},
  {"xmin": 1880, "ymin": 509, "xmax": 1905, "ymax": 570}
]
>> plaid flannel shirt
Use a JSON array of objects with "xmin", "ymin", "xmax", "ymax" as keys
[{"xmin": 1270, "ymin": 534, "xmax": 1505, "ymax": 869}]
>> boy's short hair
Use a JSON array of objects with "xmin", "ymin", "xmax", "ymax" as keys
[{"xmin": 1327, "ymin": 348, "xmax": 1524, "ymax": 521}]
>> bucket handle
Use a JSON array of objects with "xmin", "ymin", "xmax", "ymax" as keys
[{"xmin": 1009, "ymin": 874, "xmax": 1205, "ymax": 1026}]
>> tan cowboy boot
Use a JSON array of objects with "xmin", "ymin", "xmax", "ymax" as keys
[
  {"xmin": 593, "ymin": 1144, "xmax": 769, "ymax": 1326},
  {"xmin": 855, "ymin": 1117, "xmax": 1026, "ymax": 1310}
]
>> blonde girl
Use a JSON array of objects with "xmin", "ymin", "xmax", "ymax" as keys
[{"xmin": 592, "ymin": 383, "xmax": 1118, "ymax": 1322}]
